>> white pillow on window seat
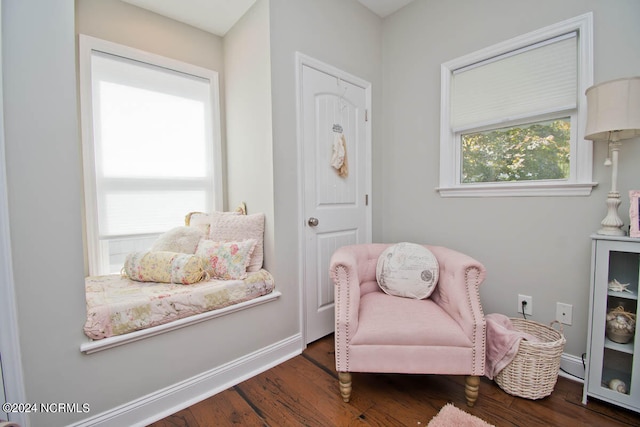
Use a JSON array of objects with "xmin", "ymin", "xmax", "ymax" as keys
[
  {"xmin": 184, "ymin": 203, "xmax": 247, "ymax": 235},
  {"xmin": 151, "ymin": 226, "xmax": 204, "ymax": 254}
]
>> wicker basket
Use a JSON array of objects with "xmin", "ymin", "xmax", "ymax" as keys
[{"xmin": 494, "ymin": 318, "xmax": 566, "ymax": 400}]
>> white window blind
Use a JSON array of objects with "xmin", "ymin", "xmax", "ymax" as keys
[
  {"xmin": 91, "ymin": 51, "xmax": 214, "ymax": 239},
  {"xmin": 451, "ymin": 33, "xmax": 577, "ymax": 131}
]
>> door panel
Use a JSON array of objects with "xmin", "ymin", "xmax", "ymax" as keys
[{"xmin": 299, "ymin": 60, "xmax": 371, "ymax": 344}]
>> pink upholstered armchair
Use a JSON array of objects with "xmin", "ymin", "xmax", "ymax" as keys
[{"xmin": 329, "ymin": 243, "xmax": 487, "ymax": 407}]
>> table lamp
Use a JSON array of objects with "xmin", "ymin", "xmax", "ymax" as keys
[{"xmin": 585, "ymin": 77, "xmax": 640, "ymax": 235}]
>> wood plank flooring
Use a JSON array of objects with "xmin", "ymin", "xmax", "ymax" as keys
[{"xmin": 149, "ymin": 334, "xmax": 640, "ymax": 426}]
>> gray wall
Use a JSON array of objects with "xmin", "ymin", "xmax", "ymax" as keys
[
  {"xmin": 380, "ymin": 0, "xmax": 640, "ymax": 357},
  {"xmin": 3, "ymin": 1, "xmax": 87, "ymax": 425},
  {"xmin": 223, "ymin": 0, "xmax": 275, "ymax": 270},
  {"xmin": 76, "ymin": 0, "xmax": 225, "ymax": 71}
]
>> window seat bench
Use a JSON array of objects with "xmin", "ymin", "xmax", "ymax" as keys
[{"xmin": 83, "ymin": 269, "xmax": 275, "ymax": 342}]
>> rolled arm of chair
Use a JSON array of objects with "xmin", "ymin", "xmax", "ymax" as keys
[
  {"xmin": 330, "ymin": 244, "xmax": 391, "ymax": 371},
  {"xmin": 428, "ymin": 246, "xmax": 486, "ymax": 361}
]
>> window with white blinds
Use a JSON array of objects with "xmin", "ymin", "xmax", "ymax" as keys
[
  {"xmin": 438, "ymin": 13, "xmax": 594, "ymax": 197},
  {"xmin": 79, "ymin": 35, "xmax": 222, "ymax": 274}
]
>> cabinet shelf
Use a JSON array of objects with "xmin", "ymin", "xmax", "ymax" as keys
[
  {"xmin": 608, "ymin": 290, "xmax": 638, "ymax": 300},
  {"xmin": 604, "ymin": 337, "xmax": 634, "ymax": 355}
]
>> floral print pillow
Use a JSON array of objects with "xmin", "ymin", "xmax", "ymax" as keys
[{"xmin": 196, "ymin": 239, "xmax": 257, "ymax": 280}]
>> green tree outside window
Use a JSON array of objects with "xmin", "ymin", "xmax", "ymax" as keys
[{"xmin": 461, "ymin": 118, "xmax": 571, "ymax": 183}]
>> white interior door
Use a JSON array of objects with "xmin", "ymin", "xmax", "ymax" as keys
[{"xmin": 297, "ymin": 54, "xmax": 371, "ymax": 344}]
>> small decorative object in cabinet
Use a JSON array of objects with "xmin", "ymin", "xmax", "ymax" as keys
[
  {"xmin": 606, "ymin": 305, "xmax": 636, "ymax": 344},
  {"xmin": 583, "ymin": 235, "xmax": 639, "ymax": 413}
]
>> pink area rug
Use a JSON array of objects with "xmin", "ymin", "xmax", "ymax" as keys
[{"xmin": 428, "ymin": 403, "xmax": 495, "ymax": 427}]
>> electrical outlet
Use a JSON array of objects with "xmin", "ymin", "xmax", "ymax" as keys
[
  {"xmin": 556, "ymin": 302, "xmax": 573, "ymax": 325},
  {"xmin": 517, "ymin": 294, "xmax": 533, "ymax": 315}
]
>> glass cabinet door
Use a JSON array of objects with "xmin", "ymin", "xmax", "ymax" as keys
[{"xmin": 587, "ymin": 239, "xmax": 639, "ymax": 411}]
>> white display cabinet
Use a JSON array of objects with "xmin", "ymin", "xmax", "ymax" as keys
[{"xmin": 583, "ymin": 235, "xmax": 639, "ymax": 413}]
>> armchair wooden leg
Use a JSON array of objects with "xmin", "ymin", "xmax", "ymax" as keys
[
  {"xmin": 338, "ymin": 372, "xmax": 352, "ymax": 402},
  {"xmin": 465, "ymin": 375, "xmax": 480, "ymax": 407}
]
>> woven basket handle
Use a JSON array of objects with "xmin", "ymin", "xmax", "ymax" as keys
[{"xmin": 550, "ymin": 320, "xmax": 564, "ymax": 334}]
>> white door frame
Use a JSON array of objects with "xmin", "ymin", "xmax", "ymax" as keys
[
  {"xmin": 0, "ymin": 5, "xmax": 28, "ymax": 425},
  {"xmin": 294, "ymin": 52, "xmax": 372, "ymax": 346}
]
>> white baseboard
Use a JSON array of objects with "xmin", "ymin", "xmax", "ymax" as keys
[
  {"xmin": 70, "ymin": 333, "xmax": 303, "ymax": 427},
  {"xmin": 558, "ymin": 352, "xmax": 585, "ymax": 383}
]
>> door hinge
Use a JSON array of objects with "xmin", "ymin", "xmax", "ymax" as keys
[
  {"xmin": 365, "ymin": 194, "xmax": 369, "ymax": 206},
  {"xmin": 365, "ymin": 109, "xmax": 368, "ymax": 122}
]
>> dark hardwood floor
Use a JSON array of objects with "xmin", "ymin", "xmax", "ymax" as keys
[{"xmin": 149, "ymin": 334, "xmax": 640, "ymax": 426}]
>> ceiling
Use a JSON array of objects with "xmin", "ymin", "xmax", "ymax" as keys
[
  {"xmin": 121, "ymin": 0, "xmax": 257, "ymax": 36},
  {"xmin": 121, "ymin": 0, "xmax": 415, "ymax": 37},
  {"xmin": 357, "ymin": 0, "xmax": 415, "ymax": 18}
]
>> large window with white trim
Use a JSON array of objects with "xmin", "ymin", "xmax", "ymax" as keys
[
  {"xmin": 79, "ymin": 35, "xmax": 223, "ymax": 275},
  {"xmin": 439, "ymin": 13, "xmax": 594, "ymax": 197}
]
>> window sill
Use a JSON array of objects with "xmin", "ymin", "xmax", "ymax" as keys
[
  {"xmin": 436, "ymin": 181, "xmax": 597, "ymax": 197},
  {"xmin": 80, "ymin": 290, "xmax": 282, "ymax": 354}
]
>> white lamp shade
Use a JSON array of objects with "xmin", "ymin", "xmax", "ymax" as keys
[{"xmin": 585, "ymin": 76, "xmax": 640, "ymax": 141}]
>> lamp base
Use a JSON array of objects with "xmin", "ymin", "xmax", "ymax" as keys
[{"xmin": 597, "ymin": 191, "xmax": 625, "ymax": 236}]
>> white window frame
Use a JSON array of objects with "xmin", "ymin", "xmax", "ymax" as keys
[
  {"xmin": 438, "ymin": 13, "xmax": 595, "ymax": 197},
  {"xmin": 79, "ymin": 35, "xmax": 223, "ymax": 275}
]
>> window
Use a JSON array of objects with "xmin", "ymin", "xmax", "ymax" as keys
[
  {"xmin": 438, "ymin": 13, "xmax": 594, "ymax": 197},
  {"xmin": 79, "ymin": 36, "xmax": 223, "ymax": 275}
]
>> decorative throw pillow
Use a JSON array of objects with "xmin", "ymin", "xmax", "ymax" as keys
[
  {"xmin": 375, "ymin": 242, "xmax": 439, "ymax": 299},
  {"xmin": 185, "ymin": 203, "xmax": 247, "ymax": 235},
  {"xmin": 123, "ymin": 251, "xmax": 208, "ymax": 285},
  {"xmin": 184, "ymin": 212, "xmax": 216, "ymax": 235},
  {"xmin": 196, "ymin": 239, "xmax": 257, "ymax": 280},
  {"xmin": 209, "ymin": 212, "xmax": 265, "ymax": 272},
  {"xmin": 151, "ymin": 226, "xmax": 204, "ymax": 254}
]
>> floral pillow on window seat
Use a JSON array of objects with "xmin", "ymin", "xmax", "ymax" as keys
[
  {"xmin": 209, "ymin": 212, "xmax": 265, "ymax": 272},
  {"xmin": 196, "ymin": 239, "xmax": 257, "ymax": 280}
]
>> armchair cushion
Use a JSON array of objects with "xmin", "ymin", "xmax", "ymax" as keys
[
  {"xmin": 351, "ymin": 290, "xmax": 472, "ymax": 347},
  {"xmin": 376, "ymin": 242, "xmax": 439, "ymax": 299}
]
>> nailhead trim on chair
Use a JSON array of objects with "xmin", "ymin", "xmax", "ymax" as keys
[
  {"xmin": 465, "ymin": 265, "xmax": 486, "ymax": 376},
  {"xmin": 334, "ymin": 264, "xmax": 351, "ymax": 372},
  {"xmin": 464, "ymin": 267, "xmax": 476, "ymax": 374}
]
